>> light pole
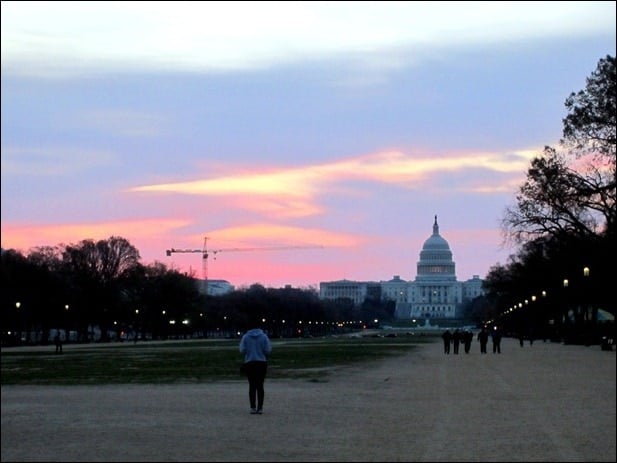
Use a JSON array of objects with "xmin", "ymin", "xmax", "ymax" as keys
[
  {"xmin": 582, "ymin": 266, "xmax": 595, "ymax": 344},
  {"xmin": 134, "ymin": 309, "xmax": 140, "ymax": 342},
  {"xmin": 562, "ymin": 279, "xmax": 570, "ymax": 343},
  {"xmin": 15, "ymin": 302, "xmax": 22, "ymax": 344}
]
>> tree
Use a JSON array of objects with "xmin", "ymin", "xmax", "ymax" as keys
[
  {"xmin": 61, "ymin": 236, "xmax": 142, "ymax": 341},
  {"xmin": 503, "ymin": 55, "xmax": 616, "ymax": 244},
  {"xmin": 503, "ymin": 148, "xmax": 607, "ymax": 242},
  {"xmin": 137, "ymin": 262, "xmax": 204, "ymax": 340},
  {"xmin": 562, "ymin": 55, "xmax": 616, "ymax": 164}
]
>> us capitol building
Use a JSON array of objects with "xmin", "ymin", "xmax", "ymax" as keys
[{"xmin": 319, "ymin": 216, "xmax": 484, "ymax": 319}]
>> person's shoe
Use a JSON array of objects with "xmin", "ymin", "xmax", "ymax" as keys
[
  {"xmin": 250, "ymin": 408, "xmax": 257, "ymax": 414},
  {"xmin": 256, "ymin": 409, "xmax": 263, "ymax": 414}
]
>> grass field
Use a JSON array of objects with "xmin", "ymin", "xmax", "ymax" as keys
[{"xmin": 1, "ymin": 332, "xmax": 438, "ymax": 385}]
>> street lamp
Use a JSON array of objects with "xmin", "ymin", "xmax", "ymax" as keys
[
  {"xmin": 562, "ymin": 278, "xmax": 572, "ymax": 343},
  {"xmin": 15, "ymin": 302, "xmax": 22, "ymax": 344},
  {"xmin": 582, "ymin": 266, "xmax": 595, "ymax": 343}
]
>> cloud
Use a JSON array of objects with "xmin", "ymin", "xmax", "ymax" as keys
[
  {"xmin": 67, "ymin": 109, "xmax": 165, "ymax": 137},
  {"xmin": 129, "ymin": 148, "xmax": 537, "ymax": 216},
  {"xmin": 0, "ymin": 146, "xmax": 116, "ymax": 176},
  {"xmin": 2, "ymin": 1, "xmax": 614, "ymax": 77},
  {"xmin": 198, "ymin": 223, "xmax": 361, "ymax": 248},
  {"xmin": 0, "ymin": 218, "xmax": 192, "ymax": 252}
]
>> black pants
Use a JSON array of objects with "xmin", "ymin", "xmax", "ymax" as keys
[
  {"xmin": 480, "ymin": 342, "xmax": 487, "ymax": 353},
  {"xmin": 245, "ymin": 361, "xmax": 268, "ymax": 410}
]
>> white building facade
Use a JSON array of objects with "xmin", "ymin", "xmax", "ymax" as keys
[
  {"xmin": 320, "ymin": 216, "xmax": 485, "ymax": 319},
  {"xmin": 319, "ymin": 279, "xmax": 368, "ymax": 306},
  {"xmin": 394, "ymin": 216, "xmax": 461, "ymax": 319},
  {"xmin": 196, "ymin": 279, "xmax": 234, "ymax": 296}
]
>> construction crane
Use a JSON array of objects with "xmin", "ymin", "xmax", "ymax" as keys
[{"xmin": 165, "ymin": 236, "xmax": 323, "ymax": 292}]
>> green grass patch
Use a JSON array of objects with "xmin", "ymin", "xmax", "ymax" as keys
[{"xmin": 1, "ymin": 333, "xmax": 436, "ymax": 385}]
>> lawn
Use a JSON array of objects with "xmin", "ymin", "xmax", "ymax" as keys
[{"xmin": 0, "ymin": 332, "xmax": 436, "ymax": 385}]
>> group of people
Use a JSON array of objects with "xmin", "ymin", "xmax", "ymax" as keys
[
  {"xmin": 440, "ymin": 328, "xmax": 474, "ymax": 354},
  {"xmin": 441, "ymin": 326, "xmax": 502, "ymax": 354},
  {"xmin": 238, "ymin": 322, "xmax": 509, "ymax": 416}
]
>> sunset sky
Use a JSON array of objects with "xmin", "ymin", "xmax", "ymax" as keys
[{"xmin": 2, "ymin": 1, "xmax": 616, "ymax": 289}]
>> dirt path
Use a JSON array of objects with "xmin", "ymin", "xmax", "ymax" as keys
[{"xmin": 2, "ymin": 337, "xmax": 615, "ymax": 462}]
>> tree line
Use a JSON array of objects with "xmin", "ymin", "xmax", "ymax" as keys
[
  {"xmin": 483, "ymin": 55, "xmax": 615, "ymax": 344},
  {"xmin": 1, "ymin": 236, "xmax": 391, "ymax": 346}
]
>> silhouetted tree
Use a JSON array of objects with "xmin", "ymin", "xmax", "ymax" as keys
[
  {"xmin": 503, "ymin": 55, "xmax": 616, "ymax": 244},
  {"xmin": 61, "ymin": 236, "xmax": 142, "ymax": 341}
]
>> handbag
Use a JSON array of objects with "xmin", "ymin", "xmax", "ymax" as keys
[{"xmin": 239, "ymin": 363, "xmax": 247, "ymax": 375}]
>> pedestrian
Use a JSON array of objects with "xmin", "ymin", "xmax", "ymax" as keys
[
  {"xmin": 441, "ymin": 329, "xmax": 452, "ymax": 354},
  {"xmin": 452, "ymin": 328, "xmax": 461, "ymax": 354},
  {"xmin": 239, "ymin": 316, "xmax": 272, "ymax": 415},
  {"xmin": 491, "ymin": 326, "xmax": 502, "ymax": 354},
  {"xmin": 463, "ymin": 330, "xmax": 473, "ymax": 353},
  {"xmin": 477, "ymin": 326, "xmax": 489, "ymax": 354},
  {"xmin": 54, "ymin": 332, "xmax": 63, "ymax": 354}
]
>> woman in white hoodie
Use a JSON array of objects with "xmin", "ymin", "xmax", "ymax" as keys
[{"xmin": 239, "ymin": 318, "xmax": 272, "ymax": 414}]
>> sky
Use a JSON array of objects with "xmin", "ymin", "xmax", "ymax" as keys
[{"xmin": 1, "ymin": 1, "xmax": 616, "ymax": 289}]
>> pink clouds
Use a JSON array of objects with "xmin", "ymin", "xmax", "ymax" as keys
[
  {"xmin": 0, "ymin": 218, "xmax": 191, "ymax": 254},
  {"xmin": 129, "ymin": 148, "xmax": 532, "ymax": 219},
  {"xmin": 1, "ymin": 147, "xmax": 526, "ymax": 287}
]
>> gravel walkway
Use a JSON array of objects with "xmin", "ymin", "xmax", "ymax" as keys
[{"xmin": 2, "ymin": 337, "xmax": 615, "ymax": 462}]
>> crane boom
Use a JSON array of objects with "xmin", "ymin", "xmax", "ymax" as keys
[
  {"xmin": 165, "ymin": 236, "xmax": 323, "ymax": 292},
  {"xmin": 165, "ymin": 248, "xmax": 202, "ymax": 255}
]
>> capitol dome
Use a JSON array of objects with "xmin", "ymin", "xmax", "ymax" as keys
[{"xmin": 416, "ymin": 216, "xmax": 456, "ymax": 281}]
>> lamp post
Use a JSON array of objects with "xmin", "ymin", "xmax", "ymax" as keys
[
  {"xmin": 582, "ymin": 268, "xmax": 590, "ymax": 324},
  {"xmin": 134, "ymin": 309, "xmax": 140, "ymax": 342},
  {"xmin": 540, "ymin": 290, "xmax": 548, "ymax": 342},
  {"xmin": 582, "ymin": 266, "xmax": 595, "ymax": 344},
  {"xmin": 15, "ymin": 302, "xmax": 22, "ymax": 344},
  {"xmin": 562, "ymin": 278, "xmax": 570, "ymax": 343},
  {"xmin": 64, "ymin": 304, "xmax": 70, "ymax": 344}
]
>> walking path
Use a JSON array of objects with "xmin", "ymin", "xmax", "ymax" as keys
[{"xmin": 2, "ymin": 337, "xmax": 615, "ymax": 462}]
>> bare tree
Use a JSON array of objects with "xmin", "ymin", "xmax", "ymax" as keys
[{"xmin": 503, "ymin": 55, "xmax": 616, "ymax": 244}]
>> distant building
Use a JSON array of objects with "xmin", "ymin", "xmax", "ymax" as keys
[
  {"xmin": 196, "ymin": 279, "xmax": 234, "ymax": 296},
  {"xmin": 319, "ymin": 279, "xmax": 372, "ymax": 306},
  {"xmin": 320, "ymin": 216, "xmax": 485, "ymax": 318},
  {"xmin": 394, "ymin": 216, "xmax": 461, "ymax": 319},
  {"xmin": 380, "ymin": 275, "xmax": 408, "ymax": 304},
  {"xmin": 462, "ymin": 275, "xmax": 484, "ymax": 300}
]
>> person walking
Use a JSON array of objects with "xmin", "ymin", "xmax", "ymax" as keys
[
  {"xmin": 239, "ymin": 317, "xmax": 272, "ymax": 415},
  {"xmin": 452, "ymin": 328, "xmax": 461, "ymax": 354},
  {"xmin": 54, "ymin": 333, "xmax": 63, "ymax": 354},
  {"xmin": 463, "ymin": 330, "xmax": 473, "ymax": 353},
  {"xmin": 491, "ymin": 326, "xmax": 502, "ymax": 354},
  {"xmin": 477, "ymin": 326, "xmax": 489, "ymax": 354},
  {"xmin": 441, "ymin": 329, "xmax": 452, "ymax": 354}
]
